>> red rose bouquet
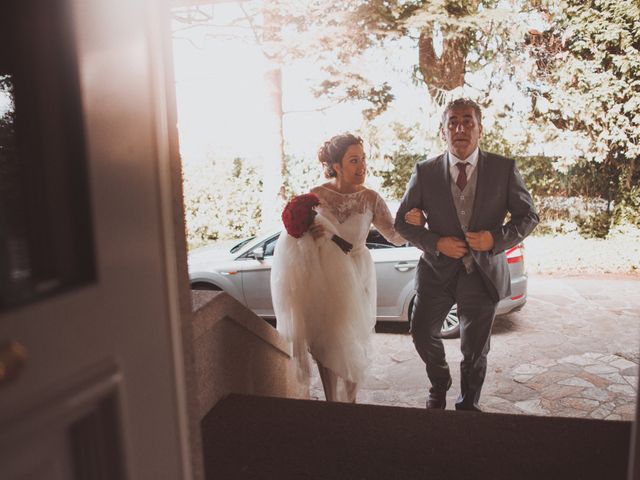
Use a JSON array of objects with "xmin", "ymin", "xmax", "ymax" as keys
[{"xmin": 282, "ymin": 193, "xmax": 353, "ymax": 254}]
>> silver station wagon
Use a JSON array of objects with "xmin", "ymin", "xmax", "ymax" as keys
[{"xmin": 188, "ymin": 229, "xmax": 528, "ymax": 339}]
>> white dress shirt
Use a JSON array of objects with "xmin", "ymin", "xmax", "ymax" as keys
[{"xmin": 448, "ymin": 147, "xmax": 479, "ymax": 183}]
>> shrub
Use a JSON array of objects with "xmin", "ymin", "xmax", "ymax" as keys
[{"xmin": 183, "ymin": 156, "xmax": 263, "ymax": 249}]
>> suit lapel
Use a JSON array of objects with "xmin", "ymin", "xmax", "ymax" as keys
[{"xmin": 468, "ymin": 149, "xmax": 486, "ymax": 231}]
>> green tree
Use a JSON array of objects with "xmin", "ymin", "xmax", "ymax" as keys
[
  {"xmin": 373, "ymin": 122, "xmax": 432, "ymax": 199},
  {"xmin": 280, "ymin": 154, "xmax": 324, "ymax": 199},
  {"xmin": 527, "ymin": 0, "xmax": 640, "ymax": 232},
  {"xmin": 183, "ymin": 156, "xmax": 263, "ymax": 248},
  {"xmin": 293, "ymin": 0, "xmax": 530, "ymax": 110}
]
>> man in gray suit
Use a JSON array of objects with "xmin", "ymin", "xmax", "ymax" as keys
[{"xmin": 394, "ymin": 98, "xmax": 538, "ymax": 411}]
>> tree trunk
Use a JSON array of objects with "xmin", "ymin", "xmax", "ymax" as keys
[
  {"xmin": 260, "ymin": 65, "xmax": 286, "ymax": 228},
  {"xmin": 418, "ymin": 27, "xmax": 472, "ymax": 101},
  {"xmin": 417, "ymin": 0, "xmax": 480, "ymax": 102},
  {"xmin": 259, "ymin": 1, "xmax": 287, "ymax": 229},
  {"xmin": 264, "ymin": 67, "xmax": 285, "ymax": 189}
]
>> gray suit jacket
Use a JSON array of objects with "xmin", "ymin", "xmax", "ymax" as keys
[{"xmin": 394, "ymin": 150, "xmax": 539, "ymax": 302}]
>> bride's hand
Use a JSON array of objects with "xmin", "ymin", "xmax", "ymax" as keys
[
  {"xmin": 404, "ymin": 208, "xmax": 425, "ymax": 226},
  {"xmin": 308, "ymin": 221, "xmax": 325, "ymax": 240}
]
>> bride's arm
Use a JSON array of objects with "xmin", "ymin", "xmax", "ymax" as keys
[{"xmin": 371, "ymin": 192, "xmax": 408, "ymax": 246}]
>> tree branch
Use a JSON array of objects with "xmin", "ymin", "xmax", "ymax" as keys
[
  {"xmin": 238, "ymin": 4, "xmax": 263, "ymax": 44},
  {"xmin": 172, "ymin": 36, "xmax": 206, "ymax": 50},
  {"xmin": 283, "ymin": 102, "xmax": 344, "ymax": 115}
]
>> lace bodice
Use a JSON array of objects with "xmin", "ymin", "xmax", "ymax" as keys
[{"xmin": 310, "ymin": 185, "xmax": 405, "ymax": 247}]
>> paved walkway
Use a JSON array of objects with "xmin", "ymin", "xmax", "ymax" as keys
[{"xmin": 310, "ymin": 275, "xmax": 640, "ymax": 420}]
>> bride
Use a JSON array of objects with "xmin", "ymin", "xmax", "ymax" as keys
[{"xmin": 271, "ymin": 133, "xmax": 423, "ymax": 402}]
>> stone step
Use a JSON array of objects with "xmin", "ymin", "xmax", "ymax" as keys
[{"xmin": 201, "ymin": 393, "xmax": 632, "ymax": 480}]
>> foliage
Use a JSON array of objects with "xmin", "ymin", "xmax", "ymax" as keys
[
  {"xmin": 259, "ymin": 0, "xmax": 531, "ymax": 118},
  {"xmin": 372, "ymin": 120, "xmax": 625, "ymax": 237},
  {"xmin": 614, "ymin": 178, "xmax": 640, "ymax": 226},
  {"xmin": 527, "ymin": 0, "xmax": 640, "ymax": 234},
  {"xmin": 0, "ymin": 75, "xmax": 21, "ymax": 229},
  {"xmin": 174, "ymin": 0, "xmax": 640, "ymax": 240},
  {"xmin": 576, "ymin": 211, "xmax": 613, "ymax": 239},
  {"xmin": 376, "ymin": 151, "xmax": 427, "ymax": 200},
  {"xmin": 369, "ymin": 121, "xmax": 431, "ymax": 199},
  {"xmin": 531, "ymin": 0, "xmax": 640, "ymax": 163},
  {"xmin": 481, "ymin": 124, "xmax": 629, "ymax": 235},
  {"xmin": 183, "ymin": 156, "xmax": 263, "ymax": 249},
  {"xmin": 480, "ymin": 124, "xmax": 566, "ymax": 204},
  {"xmin": 306, "ymin": 0, "xmax": 640, "ymax": 236},
  {"xmin": 280, "ymin": 154, "xmax": 324, "ymax": 199}
]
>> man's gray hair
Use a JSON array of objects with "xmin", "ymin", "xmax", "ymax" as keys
[{"xmin": 441, "ymin": 98, "xmax": 483, "ymax": 126}]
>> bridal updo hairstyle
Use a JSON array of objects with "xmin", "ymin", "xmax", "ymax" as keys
[{"xmin": 318, "ymin": 133, "xmax": 363, "ymax": 179}]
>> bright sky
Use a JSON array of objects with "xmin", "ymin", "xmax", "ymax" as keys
[
  {"xmin": 172, "ymin": 28, "xmax": 270, "ymax": 162},
  {"xmin": 171, "ymin": 2, "xmax": 439, "ymax": 169}
]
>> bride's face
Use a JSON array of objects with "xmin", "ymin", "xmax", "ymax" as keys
[{"xmin": 335, "ymin": 144, "xmax": 366, "ymax": 185}]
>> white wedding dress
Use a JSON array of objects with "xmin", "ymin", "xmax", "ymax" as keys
[{"xmin": 271, "ymin": 185, "xmax": 405, "ymax": 384}]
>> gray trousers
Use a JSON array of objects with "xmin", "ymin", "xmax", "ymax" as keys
[{"xmin": 411, "ymin": 265, "xmax": 498, "ymax": 410}]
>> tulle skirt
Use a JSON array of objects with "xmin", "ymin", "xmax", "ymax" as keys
[{"xmin": 271, "ymin": 215, "xmax": 376, "ymax": 384}]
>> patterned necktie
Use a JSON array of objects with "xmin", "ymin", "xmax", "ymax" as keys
[{"xmin": 456, "ymin": 162, "xmax": 468, "ymax": 191}]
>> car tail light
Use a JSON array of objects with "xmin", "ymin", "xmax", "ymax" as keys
[{"xmin": 506, "ymin": 244, "xmax": 524, "ymax": 264}]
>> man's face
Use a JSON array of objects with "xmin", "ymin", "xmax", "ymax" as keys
[{"xmin": 441, "ymin": 105, "xmax": 483, "ymax": 160}]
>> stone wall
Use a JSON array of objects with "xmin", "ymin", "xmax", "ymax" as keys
[{"xmin": 190, "ymin": 290, "xmax": 308, "ymax": 419}]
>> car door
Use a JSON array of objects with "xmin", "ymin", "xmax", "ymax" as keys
[
  {"xmin": 370, "ymin": 245, "xmax": 420, "ymax": 320},
  {"xmin": 240, "ymin": 233, "xmax": 280, "ymax": 317}
]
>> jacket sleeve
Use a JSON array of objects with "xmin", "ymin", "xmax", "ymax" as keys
[
  {"xmin": 490, "ymin": 161, "xmax": 539, "ymax": 253},
  {"xmin": 394, "ymin": 164, "xmax": 441, "ymax": 255}
]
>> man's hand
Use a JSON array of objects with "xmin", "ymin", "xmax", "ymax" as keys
[
  {"xmin": 465, "ymin": 231, "xmax": 494, "ymax": 252},
  {"xmin": 404, "ymin": 208, "xmax": 425, "ymax": 226},
  {"xmin": 308, "ymin": 221, "xmax": 325, "ymax": 240},
  {"xmin": 436, "ymin": 236, "xmax": 468, "ymax": 259}
]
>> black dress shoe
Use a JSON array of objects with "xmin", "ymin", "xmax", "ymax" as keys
[{"xmin": 426, "ymin": 377, "xmax": 452, "ymax": 410}]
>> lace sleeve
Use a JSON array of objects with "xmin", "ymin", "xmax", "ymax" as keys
[{"xmin": 372, "ymin": 192, "xmax": 406, "ymax": 246}]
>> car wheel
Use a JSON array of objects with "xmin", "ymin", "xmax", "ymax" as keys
[
  {"xmin": 440, "ymin": 304, "xmax": 460, "ymax": 339},
  {"xmin": 408, "ymin": 297, "xmax": 460, "ymax": 339}
]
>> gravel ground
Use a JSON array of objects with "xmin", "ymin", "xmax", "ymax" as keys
[{"xmin": 524, "ymin": 225, "xmax": 640, "ymax": 276}]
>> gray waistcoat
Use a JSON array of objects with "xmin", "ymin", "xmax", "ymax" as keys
[{"xmin": 450, "ymin": 164, "xmax": 478, "ymax": 273}]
